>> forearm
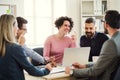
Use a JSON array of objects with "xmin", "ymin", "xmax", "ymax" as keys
[
  {"xmin": 22, "ymin": 45, "xmax": 45, "ymax": 64},
  {"xmin": 86, "ymin": 63, "xmax": 94, "ymax": 68}
]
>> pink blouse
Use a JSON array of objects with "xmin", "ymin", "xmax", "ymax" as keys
[{"xmin": 43, "ymin": 35, "xmax": 76, "ymax": 64}]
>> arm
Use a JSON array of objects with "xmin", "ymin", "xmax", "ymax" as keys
[
  {"xmin": 72, "ymin": 40, "xmax": 117, "ymax": 77},
  {"xmin": 43, "ymin": 37, "xmax": 51, "ymax": 61},
  {"xmin": 13, "ymin": 45, "xmax": 52, "ymax": 76},
  {"xmin": 68, "ymin": 37, "xmax": 76, "ymax": 47},
  {"xmin": 22, "ymin": 45, "xmax": 45, "ymax": 64}
]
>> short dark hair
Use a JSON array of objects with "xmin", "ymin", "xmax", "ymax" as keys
[
  {"xmin": 16, "ymin": 17, "xmax": 28, "ymax": 29},
  {"xmin": 54, "ymin": 16, "xmax": 74, "ymax": 32},
  {"xmin": 105, "ymin": 10, "xmax": 120, "ymax": 29},
  {"xmin": 85, "ymin": 17, "xmax": 95, "ymax": 24}
]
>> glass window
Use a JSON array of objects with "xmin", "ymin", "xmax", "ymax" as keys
[{"xmin": 24, "ymin": 0, "xmax": 66, "ymax": 47}]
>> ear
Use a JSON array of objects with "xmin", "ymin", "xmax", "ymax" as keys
[
  {"xmin": 105, "ymin": 23, "xmax": 109, "ymax": 29},
  {"xmin": 104, "ymin": 22, "xmax": 108, "ymax": 29}
]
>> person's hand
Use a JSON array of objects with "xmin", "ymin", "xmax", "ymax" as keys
[
  {"xmin": 18, "ymin": 31, "xmax": 26, "ymax": 45},
  {"xmin": 72, "ymin": 62, "xmax": 86, "ymax": 69},
  {"xmin": 50, "ymin": 56, "xmax": 57, "ymax": 67},
  {"xmin": 45, "ymin": 63, "xmax": 52, "ymax": 71},
  {"xmin": 65, "ymin": 66, "xmax": 72, "ymax": 74},
  {"xmin": 70, "ymin": 31, "xmax": 77, "ymax": 42},
  {"xmin": 71, "ymin": 34, "xmax": 76, "ymax": 42},
  {"xmin": 50, "ymin": 56, "xmax": 55, "ymax": 62},
  {"xmin": 45, "ymin": 56, "xmax": 57, "ymax": 67}
]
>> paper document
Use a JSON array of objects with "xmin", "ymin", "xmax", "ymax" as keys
[{"xmin": 50, "ymin": 66, "xmax": 65, "ymax": 74}]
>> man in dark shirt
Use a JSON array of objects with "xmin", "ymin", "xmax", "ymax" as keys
[{"xmin": 80, "ymin": 17, "xmax": 109, "ymax": 61}]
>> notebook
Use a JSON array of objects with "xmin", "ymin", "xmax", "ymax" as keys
[
  {"xmin": 62, "ymin": 47, "xmax": 90, "ymax": 66},
  {"xmin": 50, "ymin": 66, "xmax": 65, "ymax": 74}
]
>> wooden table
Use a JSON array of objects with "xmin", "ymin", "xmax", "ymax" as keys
[{"xmin": 25, "ymin": 71, "xmax": 75, "ymax": 80}]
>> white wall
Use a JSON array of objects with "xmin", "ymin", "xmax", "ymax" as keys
[
  {"xmin": 0, "ymin": 0, "xmax": 24, "ymax": 16},
  {"xmin": 0, "ymin": 0, "xmax": 81, "ymax": 47},
  {"xmin": 66, "ymin": 0, "xmax": 81, "ymax": 47},
  {"xmin": 108, "ymin": 0, "xmax": 120, "ymax": 12}
]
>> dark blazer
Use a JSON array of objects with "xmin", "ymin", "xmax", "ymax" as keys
[
  {"xmin": 0, "ymin": 43, "xmax": 50, "ymax": 80},
  {"xmin": 73, "ymin": 31, "xmax": 120, "ymax": 80}
]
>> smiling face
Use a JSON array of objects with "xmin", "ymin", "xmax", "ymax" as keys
[
  {"xmin": 85, "ymin": 23, "xmax": 96, "ymax": 38},
  {"xmin": 58, "ymin": 20, "xmax": 70, "ymax": 35}
]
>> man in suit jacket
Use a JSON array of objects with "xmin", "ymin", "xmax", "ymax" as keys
[{"xmin": 65, "ymin": 10, "xmax": 120, "ymax": 80}]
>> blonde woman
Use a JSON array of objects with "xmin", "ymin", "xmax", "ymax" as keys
[{"xmin": 0, "ymin": 14, "xmax": 52, "ymax": 80}]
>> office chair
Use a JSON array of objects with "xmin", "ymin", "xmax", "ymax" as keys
[
  {"xmin": 31, "ymin": 47, "xmax": 45, "ymax": 66},
  {"xmin": 114, "ymin": 67, "xmax": 120, "ymax": 80}
]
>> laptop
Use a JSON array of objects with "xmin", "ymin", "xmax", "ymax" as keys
[
  {"xmin": 38, "ymin": 47, "xmax": 90, "ymax": 74},
  {"xmin": 62, "ymin": 47, "xmax": 90, "ymax": 66}
]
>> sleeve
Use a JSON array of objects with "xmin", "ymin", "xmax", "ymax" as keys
[
  {"xmin": 72, "ymin": 39, "xmax": 117, "ymax": 78},
  {"xmin": 86, "ymin": 63, "xmax": 94, "ymax": 68},
  {"xmin": 68, "ymin": 37, "xmax": 76, "ymax": 48},
  {"xmin": 43, "ymin": 37, "xmax": 51, "ymax": 61},
  {"xmin": 80, "ymin": 36, "xmax": 85, "ymax": 47},
  {"xmin": 12, "ymin": 45, "xmax": 50, "ymax": 76},
  {"xmin": 22, "ymin": 45, "xmax": 45, "ymax": 64}
]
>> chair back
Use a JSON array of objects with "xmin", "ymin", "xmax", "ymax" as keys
[
  {"xmin": 114, "ymin": 67, "xmax": 120, "ymax": 80},
  {"xmin": 31, "ymin": 47, "xmax": 44, "ymax": 66}
]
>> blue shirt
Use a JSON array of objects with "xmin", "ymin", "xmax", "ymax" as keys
[{"xmin": 0, "ymin": 43, "xmax": 50, "ymax": 80}]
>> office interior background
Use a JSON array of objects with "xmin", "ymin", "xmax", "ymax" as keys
[{"xmin": 0, "ymin": 0, "xmax": 120, "ymax": 48}]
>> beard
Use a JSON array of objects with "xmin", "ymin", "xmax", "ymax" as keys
[
  {"xmin": 104, "ymin": 28, "xmax": 108, "ymax": 34},
  {"xmin": 85, "ymin": 32, "xmax": 94, "ymax": 39}
]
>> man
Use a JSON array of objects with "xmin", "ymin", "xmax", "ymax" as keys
[
  {"xmin": 65, "ymin": 10, "xmax": 120, "ymax": 80},
  {"xmin": 80, "ymin": 17, "xmax": 109, "ymax": 61},
  {"xmin": 16, "ymin": 17, "xmax": 45, "ymax": 64}
]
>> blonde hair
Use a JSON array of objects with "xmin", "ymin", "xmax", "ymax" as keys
[{"xmin": 0, "ymin": 14, "xmax": 16, "ymax": 56}]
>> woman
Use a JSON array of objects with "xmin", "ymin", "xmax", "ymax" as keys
[
  {"xmin": 43, "ymin": 16, "xmax": 76, "ymax": 65},
  {"xmin": 0, "ymin": 14, "xmax": 52, "ymax": 80}
]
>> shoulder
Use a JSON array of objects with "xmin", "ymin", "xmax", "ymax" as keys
[
  {"xmin": 102, "ymin": 39, "xmax": 115, "ymax": 49},
  {"xmin": 96, "ymin": 32, "xmax": 109, "ymax": 39},
  {"xmin": 45, "ymin": 35, "xmax": 55, "ymax": 42},
  {"xmin": 6, "ymin": 43, "xmax": 24, "ymax": 55},
  {"xmin": 80, "ymin": 35, "xmax": 86, "ymax": 40},
  {"xmin": 44, "ymin": 35, "xmax": 56, "ymax": 45},
  {"xmin": 7, "ymin": 43, "xmax": 22, "ymax": 49},
  {"xmin": 101, "ymin": 39, "xmax": 118, "ymax": 56},
  {"xmin": 96, "ymin": 32, "xmax": 108, "ymax": 37},
  {"xmin": 46, "ymin": 35, "xmax": 55, "ymax": 40},
  {"xmin": 80, "ymin": 35, "xmax": 86, "ymax": 38}
]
